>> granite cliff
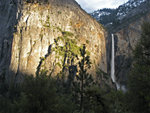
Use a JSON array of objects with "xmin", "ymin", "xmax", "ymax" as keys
[{"xmin": 0, "ymin": 0, "xmax": 107, "ymax": 83}]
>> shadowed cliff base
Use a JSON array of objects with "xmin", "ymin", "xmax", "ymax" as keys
[
  {"xmin": 0, "ymin": 67, "xmax": 113, "ymax": 113},
  {"xmin": 0, "ymin": 0, "xmax": 23, "ymax": 83}
]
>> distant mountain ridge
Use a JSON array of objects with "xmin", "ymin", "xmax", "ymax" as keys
[{"xmin": 91, "ymin": 0, "xmax": 149, "ymax": 31}]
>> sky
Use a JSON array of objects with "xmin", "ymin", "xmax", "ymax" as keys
[{"xmin": 75, "ymin": 0, "xmax": 129, "ymax": 13}]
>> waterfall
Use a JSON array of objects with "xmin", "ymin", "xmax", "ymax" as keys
[
  {"xmin": 111, "ymin": 34, "xmax": 115, "ymax": 83},
  {"xmin": 110, "ymin": 34, "xmax": 127, "ymax": 91},
  {"xmin": 111, "ymin": 34, "xmax": 120, "ymax": 90}
]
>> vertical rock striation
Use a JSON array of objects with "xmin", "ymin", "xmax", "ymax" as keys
[{"xmin": 0, "ymin": 0, "xmax": 107, "ymax": 82}]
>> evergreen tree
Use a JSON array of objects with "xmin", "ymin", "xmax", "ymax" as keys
[
  {"xmin": 73, "ymin": 44, "xmax": 94, "ymax": 113},
  {"xmin": 15, "ymin": 70, "xmax": 58, "ymax": 113},
  {"xmin": 127, "ymin": 22, "xmax": 150, "ymax": 113},
  {"xmin": 14, "ymin": 70, "xmax": 76, "ymax": 113}
]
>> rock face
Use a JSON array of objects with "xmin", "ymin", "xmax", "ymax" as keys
[
  {"xmin": 0, "ymin": 0, "xmax": 107, "ymax": 82},
  {"xmin": 111, "ymin": 12, "xmax": 150, "ymax": 87}
]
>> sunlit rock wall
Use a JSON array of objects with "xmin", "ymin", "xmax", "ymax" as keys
[{"xmin": 0, "ymin": 0, "xmax": 107, "ymax": 82}]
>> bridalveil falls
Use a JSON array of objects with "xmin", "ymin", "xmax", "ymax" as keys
[
  {"xmin": 111, "ymin": 34, "xmax": 120, "ymax": 90},
  {"xmin": 111, "ymin": 34, "xmax": 115, "ymax": 83}
]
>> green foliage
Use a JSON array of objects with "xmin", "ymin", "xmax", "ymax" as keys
[
  {"xmin": 72, "ymin": 45, "xmax": 95, "ymax": 113},
  {"xmin": 84, "ymin": 85, "xmax": 108, "ymax": 113},
  {"xmin": 104, "ymin": 90, "xmax": 129, "ymax": 113},
  {"xmin": 86, "ymin": 40, "xmax": 89, "ymax": 44},
  {"xmin": 57, "ymin": 11, "xmax": 62, "ymax": 15},
  {"xmin": 43, "ymin": 16, "xmax": 51, "ymax": 28},
  {"xmin": 62, "ymin": 31, "xmax": 74, "ymax": 37},
  {"xmin": 134, "ymin": 22, "xmax": 150, "ymax": 65},
  {"xmin": 52, "ymin": 30, "xmax": 81, "ymax": 75},
  {"xmin": 126, "ymin": 22, "xmax": 150, "ymax": 113},
  {"xmin": 0, "ymin": 70, "xmax": 77, "ymax": 113},
  {"xmin": 95, "ymin": 68, "xmax": 111, "ymax": 90},
  {"xmin": 0, "ymin": 81, "xmax": 22, "ymax": 113},
  {"xmin": 16, "ymin": 72, "xmax": 57, "ymax": 113}
]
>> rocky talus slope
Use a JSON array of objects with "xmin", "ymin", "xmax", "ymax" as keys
[{"xmin": 0, "ymin": 0, "xmax": 107, "ymax": 82}]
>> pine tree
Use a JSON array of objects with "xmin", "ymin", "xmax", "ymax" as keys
[
  {"xmin": 127, "ymin": 22, "xmax": 150, "ymax": 113},
  {"xmin": 72, "ymin": 44, "xmax": 94, "ymax": 113}
]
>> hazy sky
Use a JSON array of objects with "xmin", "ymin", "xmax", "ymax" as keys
[{"xmin": 75, "ymin": 0, "xmax": 129, "ymax": 13}]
